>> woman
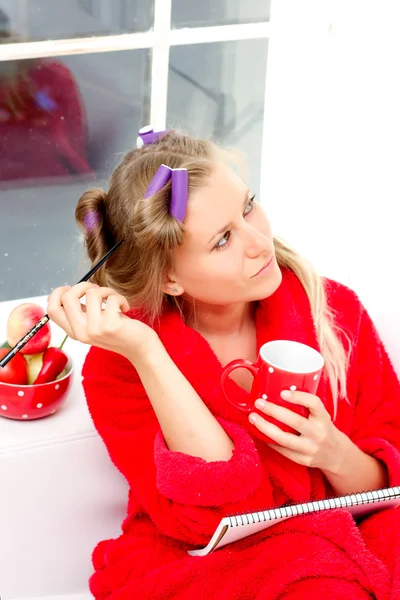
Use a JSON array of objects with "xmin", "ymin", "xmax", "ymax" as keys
[{"xmin": 48, "ymin": 128, "xmax": 400, "ymax": 599}]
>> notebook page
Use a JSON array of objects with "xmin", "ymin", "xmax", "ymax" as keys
[{"xmin": 188, "ymin": 486, "xmax": 400, "ymax": 556}]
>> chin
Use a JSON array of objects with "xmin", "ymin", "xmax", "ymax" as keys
[{"xmin": 250, "ymin": 262, "xmax": 282, "ymax": 301}]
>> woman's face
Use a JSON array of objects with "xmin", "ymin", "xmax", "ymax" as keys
[{"xmin": 169, "ymin": 162, "xmax": 282, "ymax": 305}]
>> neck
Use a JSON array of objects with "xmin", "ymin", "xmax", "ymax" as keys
[{"xmin": 183, "ymin": 299, "xmax": 256, "ymax": 337}]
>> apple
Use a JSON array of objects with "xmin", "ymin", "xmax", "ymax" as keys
[
  {"xmin": 6, "ymin": 303, "xmax": 51, "ymax": 355},
  {"xmin": 0, "ymin": 348, "xmax": 28, "ymax": 384},
  {"xmin": 25, "ymin": 352, "xmax": 44, "ymax": 385}
]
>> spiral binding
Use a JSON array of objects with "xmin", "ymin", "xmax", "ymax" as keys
[{"xmin": 228, "ymin": 486, "xmax": 400, "ymax": 527}]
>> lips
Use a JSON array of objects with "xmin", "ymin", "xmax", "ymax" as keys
[{"xmin": 252, "ymin": 256, "xmax": 274, "ymax": 278}]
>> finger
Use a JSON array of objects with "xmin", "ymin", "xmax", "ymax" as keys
[
  {"xmin": 249, "ymin": 412, "xmax": 312, "ymax": 452},
  {"xmin": 85, "ymin": 288, "xmax": 129, "ymax": 333},
  {"xmin": 47, "ymin": 285, "xmax": 71, "ymax": 305},
  {"xmin": 47, "ymin": 285, "xmax": 72, "ymax": 313},
  {"xmin": 60, "ymin": 283, "xmax": 100, "ymax": 338},
  {"xmin": 101, "ymin": 290, "xmax": 130, "ymax": 314},
  {"xmin": 254, "ymin": 399, "xmax": 312, "ymax": 436},
  {"xmin": 47, "ymin": 285, "xmax": 76, "ymax": 337},
  {"xmin": 65, "ymin": 281, "xmax": 101, "ymax": 300},
  {"xmin": 103, "ymin": 294, "xmax": 130, "ymax": 330},
  {"xmin": 280, "ymin": 390, "xmax": 325, "ymax": 416},
  {"xmin": 268, "ymin": 444, "xmax": 310, "ymax": 466},
  {"xmin": 85, "ymin": 287, "xmax": 107, "ymax": 335},
  {"xmin": 80, "ymin": 286, "xmax": 125, "ymax": 306}
]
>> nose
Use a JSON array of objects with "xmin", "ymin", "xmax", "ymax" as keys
[{"xmin": 242, "ymin": 223, "xmax": 270, "ymax": 258}]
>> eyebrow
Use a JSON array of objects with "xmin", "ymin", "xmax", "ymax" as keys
[{"xmin": 207, "ymin": 192, "xmax": 251, "ymax": 245}]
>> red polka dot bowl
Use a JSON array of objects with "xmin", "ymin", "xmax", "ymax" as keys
[{"xmin": 0, "ymin": 355, "xmax": 73, "ymax": 421}]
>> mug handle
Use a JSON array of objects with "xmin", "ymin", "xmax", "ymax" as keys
[{"xmin": 221, "ymin": 359, "xmax": 259, "ymax": 414}]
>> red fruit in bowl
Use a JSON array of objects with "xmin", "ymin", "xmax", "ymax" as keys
[
  {"xmin": 0, "ymin": 348, "xmax": 28, "ymax": 384},
  {"xmin": 34, "ymin": 348, "xmax": 68, "ymax": 384},
  {"xmin": 6, "ymin": 303, "xmax": 51, "ymax": 355}
]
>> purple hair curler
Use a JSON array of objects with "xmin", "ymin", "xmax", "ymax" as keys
[
  {"xmin": 137, "ymin": 125, "xmax": 168, "ymax": 148},
  {"xmin": 84, "ymin": 210, "xmax": 100, "ymax": 231},
  {"xmin": 144, "ymin": 165, "xmax": 189, "ymax": 222},
  {"xmin": 170, "ymin": 168, "xmax": 189, "ymax": 222},
  {"xmin": 144, "ymin": 164, "xmax": 172, "ymax": 199}
]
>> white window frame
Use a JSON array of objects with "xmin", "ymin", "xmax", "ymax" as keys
[{"xmin": 0, "ymin": 1, "xmax": 271, "ymax": 191}]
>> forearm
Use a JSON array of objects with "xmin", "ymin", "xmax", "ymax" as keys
[
  {"xmin": 128, "ymin": 336, "xmax": 234, "ymax": 462},
  {"xmin": 322, "ymin": 429, "xmax": 389, "ymax": 495}
]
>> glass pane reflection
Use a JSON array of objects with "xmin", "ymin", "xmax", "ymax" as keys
[
  {"xmin": 0, "ymin": 48, "xmax": 150, "ymax": 301},
  {"xmin": 172, "ymin": 0, "xmax": 271, "ymax": 28},
  {"xmin": 168, "ymin": 39, "xmax": 268, "ymax": 195},
  {"xmin": 0, "ymin": 0, "xmax": 153, "ymax": 43}
]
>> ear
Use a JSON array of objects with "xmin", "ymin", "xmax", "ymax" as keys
[{"xmin": 162, "ymin": 277, "xmax": 184, "ymax": 296}]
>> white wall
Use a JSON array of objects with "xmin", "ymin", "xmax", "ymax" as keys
[{"xmin": 263, "ymin": 0, "xmax": 400, "ymax": 371}]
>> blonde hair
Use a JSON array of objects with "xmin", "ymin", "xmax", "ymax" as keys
[{"xmin": 75, "ymin": 131, "xmax": 351, "ymax": 417}]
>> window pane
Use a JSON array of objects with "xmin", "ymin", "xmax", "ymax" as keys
[
  {"xmin": 0, "ymin": 49, "xmax": 150, "ymax": 302},
  {"xmin": 167, "ymin": 39, "xmax": 268, "ymax": 194},
  {"xmin": 171, "ymin": 0, "xmax": 271, "ymax": 28},
  {"xmin": 0, "ymin": 0, "xmax": 153, "ymax": 43}
]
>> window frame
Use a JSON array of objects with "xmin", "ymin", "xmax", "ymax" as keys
[{"xmin": 0, "ymin": 0, "xmax": 271, "ymax": 192}]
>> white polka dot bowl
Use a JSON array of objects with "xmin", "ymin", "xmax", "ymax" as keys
[{"xmin": 0, "ymin": 356, "xmax": 73, "ymax": 421}]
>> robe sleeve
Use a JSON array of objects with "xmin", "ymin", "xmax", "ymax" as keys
[
  {"xmin": 82, "ymin": 347, "xmax": 265, "ymax": 545},
  {"xmin": 350, "ymin": 305, "xmax": 400, "ymax": 485}
]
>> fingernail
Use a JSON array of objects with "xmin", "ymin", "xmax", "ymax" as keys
[
  {"xmin": 249, "ymin": 413, "xmax": 258, "ymax": 425},
  {"xmin": 255, "ymin": 399, "xmax": 266, "ymax": 410},
  {"xmin": 281, "ymin": 390, "xmax": 292, "ymax": 400}
]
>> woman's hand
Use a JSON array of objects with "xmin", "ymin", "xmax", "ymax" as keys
[
  {"xmin": 249, "ymin": 390, "xmax": 343, "ymax": 472},
  {"xmin": 47, "ymin": 282, "xmax": 157, "ymax": 362}
]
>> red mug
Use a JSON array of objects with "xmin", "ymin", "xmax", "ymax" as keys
[{"xmin": 221, "ymin": 340, "xmax": 324, "ymax": 443}]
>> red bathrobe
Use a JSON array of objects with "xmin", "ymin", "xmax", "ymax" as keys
[{"xmin": 82, "ymin": 268, "xmax": 400, "ymax": 599}]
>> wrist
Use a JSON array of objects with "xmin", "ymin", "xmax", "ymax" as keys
[
  {"xmin": 124, "ymin": 330, "xmax": 163, "ymax": 367},
  {"xmin": 323, "ymin": 427, "xmax": 352, "ymax": 477},
  {"xmin": 321, "ymin": 428, "xmax": 390, "ymax": 495}
]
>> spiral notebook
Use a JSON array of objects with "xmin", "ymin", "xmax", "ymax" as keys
[{"xmin": 188, "ymin": 486, "xmax": 400, "ymax": 557}]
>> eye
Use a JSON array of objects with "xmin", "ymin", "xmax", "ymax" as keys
[
  {"xmin": 244, "ymin": 194, "xmax": 256, "ymax": 215},
  {"xmin": 213, "ymin": 195, "xmax": 256, "ymax": 251},
  {"xmin": 215, "ymin": 231, "xmax": 231, "ymax": 250}
]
